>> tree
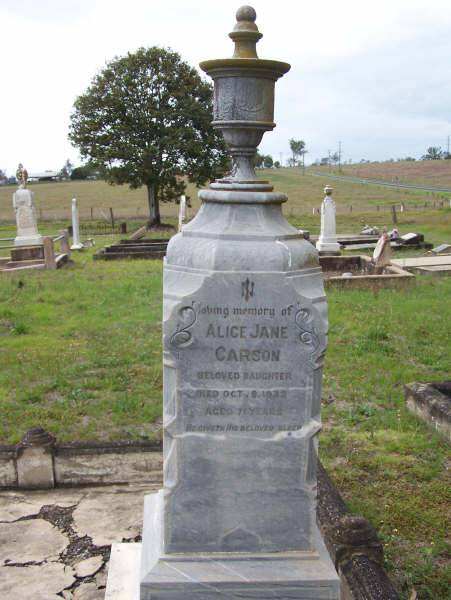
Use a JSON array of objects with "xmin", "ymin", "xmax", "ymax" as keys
[
  {"xmin": 69, "ymin": 47, "xmax": 228, "ymax": 225},
  {"xmin": 71, "ymin": 164, "xmax": 99, "ymax": 180},
  {"xmin": 422, "ymin": 146, "xmax": 442, "ymax": 160},
  {"xmin": 59, "ymin": 158, "xmax": 73, "ymax": 179},
  {"xmin": 254, "ymin": 152, "xmax": 265, "ymax": 168},
  {"xmin": 0, "ymin": 169, "xmax": 6, "ymax": 183},
  {"xmin": 274, "ymin": 160, "xmax": 281, "ymax": 169},
  {"xmin": 263, "ymin": 155, "xmax": 273, "ymax": 169},
  {"xmin": 330, "ymin": 152, "xmax": 340, "ymax": 165},
  {"xmin": 289, "ymin": 139, "xmax": 306, "ymax": 167}
]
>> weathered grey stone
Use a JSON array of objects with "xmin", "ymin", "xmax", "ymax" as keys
[
  {"xmin": 0, "ymin": 454, "xmax": 17, "ymax": 488},
  {"xmin": 13, "ymin": 188, "xmax": 42, "ymax": 247},
  {"xmin": 136, "ymin": 5, "xmax": 339, "ymax": 600},
  {"xmin": 0, "ymin": 563, "xmax": 75, "ymax": 599},
  {"xmin": 74, "ymin": 555, "xmax": 104, "ymax": 578},
  {"xmin": 54, "ymin": 451, "xmax": 163, "ymax": 486},
  {"xmin": 73, "ymin": 582, "xmax": 104, "ymax": 599},
  {"xmin": 105, "ymin": 543, "xmax": 141, "ymax": 599},
  {"xmin": 0, "ymin": 519, "xmax": 68, "ymax": 564},
  {"xmin": 16, "ymin": 428, "xmax": 55, "ymax": 489},
  {"xmin": 73, "ymin": 488, "xmax": 145, "ymax": 546}
]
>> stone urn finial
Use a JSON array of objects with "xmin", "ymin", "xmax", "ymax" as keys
[
  {"xmin": 230, "ymin": 6, "xmax": 262, "ymax": 58},
  {"xmin": 199, "ymin": 6, "xmax": 290, "ymax": 188},
  {"xmin": 324, "ymin": 185, "xmax": 333, "ymax": 196}
]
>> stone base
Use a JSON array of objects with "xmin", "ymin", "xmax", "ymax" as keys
[
  {"xmin": 134, "ymin": 492, "xmax": 340, "ymax": 599},
  {"xmin": 11, "ymin": 244, "xmax": 44, "ymax": 260},
  {"xmin": 14, "ymin": 235, "xmax": 43, "ymax": 247},
  {"xmin": 71, "ymin": 242, "xmax": 84, "ymax": 250},
  {"xmin": 316, "ymin": 241, "xmax": 341, "ymax": 254}
]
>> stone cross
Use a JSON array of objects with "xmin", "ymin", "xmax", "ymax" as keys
[
  {"xmin": 70, "ymin": 198, "xmax": 83, "ymax": 250},
  {"xmin": 316, "ymin": 185, "xmax": 340, "ymax": 254}
]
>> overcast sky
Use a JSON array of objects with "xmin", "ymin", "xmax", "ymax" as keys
[{"xmin": 1, "ymin": 0, "xmax": 450, "ymax": 175}]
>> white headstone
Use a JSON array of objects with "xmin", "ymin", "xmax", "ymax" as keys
[
  {"xmin": 316, "ymin": 186, "xmax": 340, "ymax": 253},
  {"xmin": 177, "ymin": 195, "xmax": 186, "ymax": 232},
  {"xmin": 13, "ymin": 188, "xmax": 42, "ymax": 247},
  {"xmin": 70, "ymin": 198, "xmax": 83, "ymax": 250}
]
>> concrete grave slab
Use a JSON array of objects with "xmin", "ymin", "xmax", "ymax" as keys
[
  {"xmin": 0, "ymin": 563, "xmax": 75, "ymax": 600},
  {"xmin": 0, "ymin": 518, "xmax": 68, "ymax": 564}
]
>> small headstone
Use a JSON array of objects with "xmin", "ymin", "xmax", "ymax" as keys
[
  {"xmin": 316, "ymin": 185, "xmax": 340, "ymax": 254},
  {"xmin": 373, "ymin": 231, "xmax": 392, "ymax": 271},
  {"xmin": 401, "ymin": 232, "xmax": 423, "ymax": 244}
]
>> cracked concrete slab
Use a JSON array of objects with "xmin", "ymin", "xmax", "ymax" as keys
[
  {"xmin": 74, "ymin": 555, "xmax": 104, "ymax": 578},
  {"xmin": 72, "ymin": 485, "xmax": 156, "ymax": 546},
  {"xmin": 73, "ymin": 581, "xmax": 105, "ymax": 599},
  {"xmin": 0, "ymin": 489, "xmax": 85, "ymax": 522},
  {"xmin": 0, "ymin": 563, "xmax": 75, "ymax": 599},
  {"xmin": 0, "ymin": 484, "xmax": 155, "ymax": 597},
  {"xmin": 0, "ymin": 518, "xmax": 69, "ymax": 564}
]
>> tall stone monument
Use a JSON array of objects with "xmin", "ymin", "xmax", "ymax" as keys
[
  {"xmin": 108, "ymin": 6, "xmax": 339, "ymax": 599},
  {"xmin": 13, "ymin": 163, "xmax": 42, "ymax": 247},
  {"xmin": 316, "ymin": 185, "xmax": 340, "ymax": 255}
]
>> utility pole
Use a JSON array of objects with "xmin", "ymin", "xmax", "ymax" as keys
[
  {"xmin": 328, "ymin": 149, "xmax": 331, "ymax": 172},
  {"xmin": 447, "ymin": 135, "xmax": 450, "ymax": 158},
  {"xmin": 279, "ymin": 152, "xmax": 283, "ymax": 167},
  {"xmin": 338, "ymin": 141, "xmax": 342, "ymax": 172}
]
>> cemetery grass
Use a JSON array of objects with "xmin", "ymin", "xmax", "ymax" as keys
[{"xmin": 0, "ymin": 219, "xmax": 450, "ymax": 599}]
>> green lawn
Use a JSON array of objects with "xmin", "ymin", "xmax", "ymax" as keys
[{"xmin": 0, "ymin": 207, "xmax": 450, "ymax": 599}]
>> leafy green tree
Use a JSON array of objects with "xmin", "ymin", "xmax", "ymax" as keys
[
  {"xmin": 0, "ymin": 169, "xmax": 6, "ymax": 183},
  {"xmin": 263, "ymin": 155, "xmax": 273, "ymax": 168},
  {"xmin": 422, "ymin": 146, "xmax": 442, "ymax": 160},
  {"xmin": 71, "ymin": 164, "xmax": 99, "ymax": 180},
  {"xmin": 274, "ymin": 160, "xmax": 281, "ymax": 168},
  {"xmin": 69, "ymin": 47, "xmax": 228, "ymax": 225},
  {"xmin": 254, "ymin": 152, "xmax": 265, "ymax": 168}
]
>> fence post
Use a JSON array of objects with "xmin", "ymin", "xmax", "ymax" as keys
[
  {"xmin": 90, "ymin": 207, "xmax": 94, "ymax": 220},
  {"xmin": 391, "ymin": 205, "xmax": 398, "ymax": 224},
  {"xmin": 109, "ymin": 207, "xmax": 115, "ymax": 229}
]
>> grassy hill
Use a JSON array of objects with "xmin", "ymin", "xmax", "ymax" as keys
[
  {"xmin": 1, "ymin": 162, "xmax": 450, "ymax": 223},
  {"xmin": 312, "ymin": 159, "xmax": 451, "ymax": 187}
]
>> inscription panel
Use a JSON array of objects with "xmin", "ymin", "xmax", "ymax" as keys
[{"xmin": 163, "ymin": 271, "xmax": 327, "ymax": 553}]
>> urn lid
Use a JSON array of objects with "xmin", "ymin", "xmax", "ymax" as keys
[{"xmin": 199, "ymin": 6, "xmax": 290, "ymax": 78}]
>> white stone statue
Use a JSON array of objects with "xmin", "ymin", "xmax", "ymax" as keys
[
  {"xmin": 70, "ymin": 198, "xmax": 83, "ymax": 250},
  {"xmin": 178, "ymin": 195, "xmax": 187, "ymax": 232},
  {"xmin": 13, "ymin": 164, "xmax": 42, "ymax": 247},
  {"xmin": 316, "ymin": 185, "xmax": 340, "ymax": 253}
]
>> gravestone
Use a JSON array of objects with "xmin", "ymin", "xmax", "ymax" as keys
[
  {"xmin": 106, "ymin": 6, "xmax": 339, "ymax": 599},
  {"xmin": 71, "ymin": 198, "xmax": 83, "ymax": 250},
  {"xmin": 13, "ymin": 163, "xmax": 42, "ymax": 247},
  {"xmin": 316, "ymin": 185, "xmax": 340, "ymax": 254}
]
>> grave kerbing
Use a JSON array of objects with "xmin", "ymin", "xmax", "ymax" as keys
[{"xmin": 107, "ymin": 6, "xmax": 340, "ymax": 599}]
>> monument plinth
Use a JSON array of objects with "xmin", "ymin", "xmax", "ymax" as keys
[{"xmin": 107, "ymin": 6, "xmax": 339, "ymax": 599}]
